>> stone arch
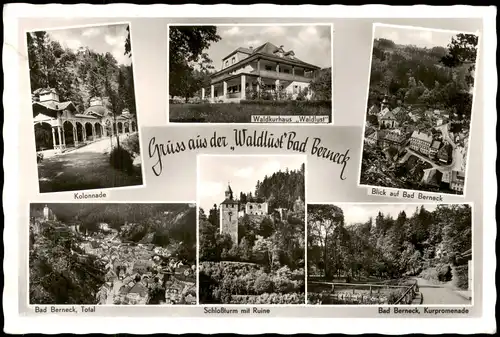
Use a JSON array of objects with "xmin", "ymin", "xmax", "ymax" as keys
[
  {"xmin": 117, "ymin": 122, "xmax": 123, "ymax": 134},
  {"xmin": 34, "ymin": 122, "xmax": 53, "ymax": 151},
  {"xmin": 76, "ymin": 122, "xmax": 84, "ymax": 142},
  {"xmin": 85, "ymin": 122, "xmax": 93, "ymax": 141},
  {"xmin": 63, "ymin": 120, "xmax": 75, "ymax": 148},
  {"xmin": 95, "ymin": 123, "xmax": 103, "ymax": 138},
  {"xmin": 131, "ymin": 121, "xmax": 136, "ymax": 132}
]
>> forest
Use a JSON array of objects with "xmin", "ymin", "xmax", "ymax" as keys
[
  {"xmin": 199, "ymin": 166, "xmax": 306, "ymax": 304},
  {"xmin": 27, "ymin": 26, "xmax": 136, "ymax": 116},
  {"xmin": 308, "ymin": 204, "xmax": 472, "ymax": 287},
  {"xmin": 368, "ymin": 33, "xmax": 478, "ymax": 123},
  {"xmin": 237, "ymin": 163, "xmax": 306, "ymax": 211},
  {"xmin": 29, "ymin": 203, "xmax": 197, "ymax": 304},
  {"xmin": 30, "ymin": 203, "xmax": 197, "ymax": 261}
]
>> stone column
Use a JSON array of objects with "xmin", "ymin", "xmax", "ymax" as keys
[
  {"xmin": 210, "ymin": 85, "xmax": 215, "ymax": 101},
  {"xmin": 240, "ymin": 75, "xmax": 246, "ymax": 100},
  {"xmin": 223, "ymin": 81, "xmax": 227, "ymax": 98},
  {"xmin": 73, "ymin": 127, "xmax": 78, "ymax": 146},
  {"xmin": 62, "ymin": 129, "xmax": 66, "ymax": 147},
  {"xmin": 257, "ymin": 58, "xmax": 260, "ymax": 73},
  {"xmin": 57, "ymin": 126, "xmax": 63, "ymax": 151},
  {"xmin": 292, "ymin": 66, "xmax": 295, "ymax": 79},
  {"xmin": 51, "ymin": 127, "xmax": 56, "ymax": 150},
  {"xmin": 201, "ymin": 88, "xmax": 205, "ymax": 100},
  {"xmin": 92, "ymin": 124, "xmax": 96, "ymax": 140}
]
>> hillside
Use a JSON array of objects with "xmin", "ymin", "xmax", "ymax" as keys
[
  {"xmin": 29, "ymin": 221, "xmax": 106, "ymax": 304},
  {"xmin": 368, "ymin": 35, "xmax": 477, "ymax": 122},
  {"xmin": 240, "ymin": 163, "xmax": 305, "ymax": 211},
  {"xmin": 29, "ymin": 203, "xmax": 197, "ymax": 305},
  {"xmin": 27, "ymin": 29, "xmax": 135, "ymax": 114}
]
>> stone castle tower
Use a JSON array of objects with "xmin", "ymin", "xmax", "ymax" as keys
[
  {"xmin": 43, "ymin": 204, "xmax": 50, "ymax": 220},
  {"xmin": 220, "ymin": 183, "xmax": 239, "ymax": 245}
]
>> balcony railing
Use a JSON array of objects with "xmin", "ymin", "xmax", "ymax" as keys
[
  {"xmin": 211, "ymin": 69, "xmax": 315, "ymax": 84},
  {"xmin": 252, "ymin": 69, "xmax": 314, "ymax": 82}
]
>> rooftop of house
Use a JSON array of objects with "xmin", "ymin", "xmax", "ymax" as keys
[
  {"xmin": 381, "ymin": 110, "xmax": 396, "ymax": 120},
  {"xmin": 431, "ymin": 140, "xmax": 442, "ymax": 149},
  {"xmin": 216, "ymin": 41, "xmax": 320, "ymax": 74},
  {"xmin": 451, "ymin": 170, "xmax": 465, "ymax": 183},
  {"xmin": 422, "ymin": 168, "xmax": 443, "ymax": 186},
  {"xmin": 411, "ymin": 130, "xmax": 432, "ymax": 143}
]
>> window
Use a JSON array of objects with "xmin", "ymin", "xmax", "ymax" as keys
[
  {"xmin": 284, "ymin": 69, "xmax": 290, "ymax": 74},
  {"xmin": 231, "ymin": 57, "xmax": 236, "ymax": 64},
  {"xmin": 225, "ymin": 60, "xmax": 229, "ymax": 67},
  {"xmin": 265, "ymin": 65, "xmax": 273, "ymax": 71}
]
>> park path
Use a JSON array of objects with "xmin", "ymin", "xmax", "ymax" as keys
[
  {"xmin": 69, "ymin": 134, "xmax": 132, "ymax": 154},
  {"xmin": 415, "ymin": 277, "xmax": 470, "ymax": 305}
]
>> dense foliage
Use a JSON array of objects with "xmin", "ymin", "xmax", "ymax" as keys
[
  {"xmin": 30, "ymin": 203, "xmax": 197, "ymax": 262},
  {"xmin": 199, "ymin": 165, "xmax": 306, "ymax": 304},
  {"xmin": 29, "ymin": 222, "xmax": 106, "ymax": 304},
  {"xmin": 169, "ymin": 26, "xmax": 221, "ymax": 102},
  {"xmin": 308, "ymin": 204, "xmax": 472, "ymax": 282},
  {"xmin": 27, "ymin": 28, "xmax": 136, "ymax": 115},
  {"xmin": 368, "ymin": 34, "xmax": 478, "ymax": 122},
  {"xmin": 199, "ymin": 262, "xmax": 305, "ymax": 304}
]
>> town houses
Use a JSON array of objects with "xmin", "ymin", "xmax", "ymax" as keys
[
  {"xmin": 204, "ymin": 42, "xmax": 321, "ymax": 102},
  {"xmin": 364, "ymin": 96, "xmax": 465, "ymax": 193}
]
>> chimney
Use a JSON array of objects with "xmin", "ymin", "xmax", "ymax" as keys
[{"xmin": 249, "ymin": 46, "xmax": 253, "ymax": 51}]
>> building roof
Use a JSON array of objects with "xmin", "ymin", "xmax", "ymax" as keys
[
  {"xmin": 451, "ymin": 170, "xmax": 465, "ymax": 183},
  {"xmin": 365, "ymin": 127, "xmax": 376, "ymax": 137},
  {"xmin": 392, "ymin": 107, "xmax": 403, "ymax": 115},
  {"xmin": 221, "ymin": 198, "xmax": 238, "ymax": 205},
  {"xmin": 32, "ymin": 101, "xmax": 76, "ymax": 117},
  {"xmin": 381, "ymin": 110, "xmax": 396, "ymax": 121},
  {"xmin": 368, "ymin": 104, "xmax": 380, "ymax": 115},
  {"xmin": 422, "ymin": 168, "xmax": 443, "ymax": 186},
  {"xmin": 430, "ymin": 140, "xmax": 442, "ymax": 150},
  {"xmin": 384, "ymin": 129, "xmax": 405, "ymax": 142},
  {"xmin": 214, "ymin": 41, "xmax": 320, "ymax": 77},
  {"xmin": 34, "ymin": 88, "xmax": 57, "ymax": 95},
  {"xmin": 411, "ymin": 130, "xmax": 432, "ymax": 144}
]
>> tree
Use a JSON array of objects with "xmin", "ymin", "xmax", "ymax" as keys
[
  {"xmin": 169, "ymin": 26, "xmax": 221, "ymax": 100},
  {"xmin": 309, "ymin": 67, "xmax": 332, "ymax": 101},
  {"xmin": 124, "ymin": 25, "xmax": 132, "ymax": 58}
]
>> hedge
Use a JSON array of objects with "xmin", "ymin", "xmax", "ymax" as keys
[{"xmin": 240, "ymin": 99, "xmax": 331, "ymax": 107}]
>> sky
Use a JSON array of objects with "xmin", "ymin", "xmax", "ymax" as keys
[
  {"xmin": 198, "ymin": 155, "xmax": 305, "ymax": 212},
  {"xmin": 337, "ymin": 203, "xmax": 438, "ymax": 226},
  {"xmin": 203, "ymin": 25, "xmax": 332, "ymax": 71},
  {"xmin": 374, "ymin": 25, "xmax": 468, "ymax": 49},
  {"xmin": 44, "ymin": 23, "xmax": 131, "ymax": 66}
]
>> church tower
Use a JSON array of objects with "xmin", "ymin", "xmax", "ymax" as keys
[
  {"xmin": 380, "ymin": 95, "xmax": 389, "ymax": 112},
  {"xmin": 220, "ymin": 183, "xmax": 239, "ymax": 246}
]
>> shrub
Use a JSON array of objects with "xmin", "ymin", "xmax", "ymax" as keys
[
  {"xmin": 437, "ymin": 264, "xmax": 452, "ymax": 282},
  {"xmin": 254, "ymin": 274, "xmax": 273, "ymax": 294},
  {"xmin": 109, "ymin": 146, "xmax": 134, "ymax": 174},
  {"xmin": 121, "ymin": 134, "xmax": 140, "ymax": 156},
  {"xmin": 453, "ymin": 265, "xmax": 469, "ymax": 290}
]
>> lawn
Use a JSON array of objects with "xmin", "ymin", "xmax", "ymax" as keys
[
  {"xmin": 169, "ymin": 101, "xmax": 332, "ymax": 123},
  {"xmin": 37, "ymin": 151, "xmax": 143, "ymax": 193}
]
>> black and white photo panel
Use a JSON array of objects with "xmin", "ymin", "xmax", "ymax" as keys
[
  {"xmin": 307, "ymin": 203, "xmax": 473, "ymax": 306},
  {"xmin": 197, "ymin": 154, "xmax": 306, "ymax": 304},
  {"xmin": 168, "ymin": 24, "xmax": 334, "ymax": 124},
  {"xmin": 29, "ymin": 203, "xmax": 197, "ymax": 305},
  {"xmin": 29, "ymin": 22, "xmax": 144, "ymax": 194},
  {"xmin": 359, "ymin": 24, "xmax": 479, "ymax": 196}
]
